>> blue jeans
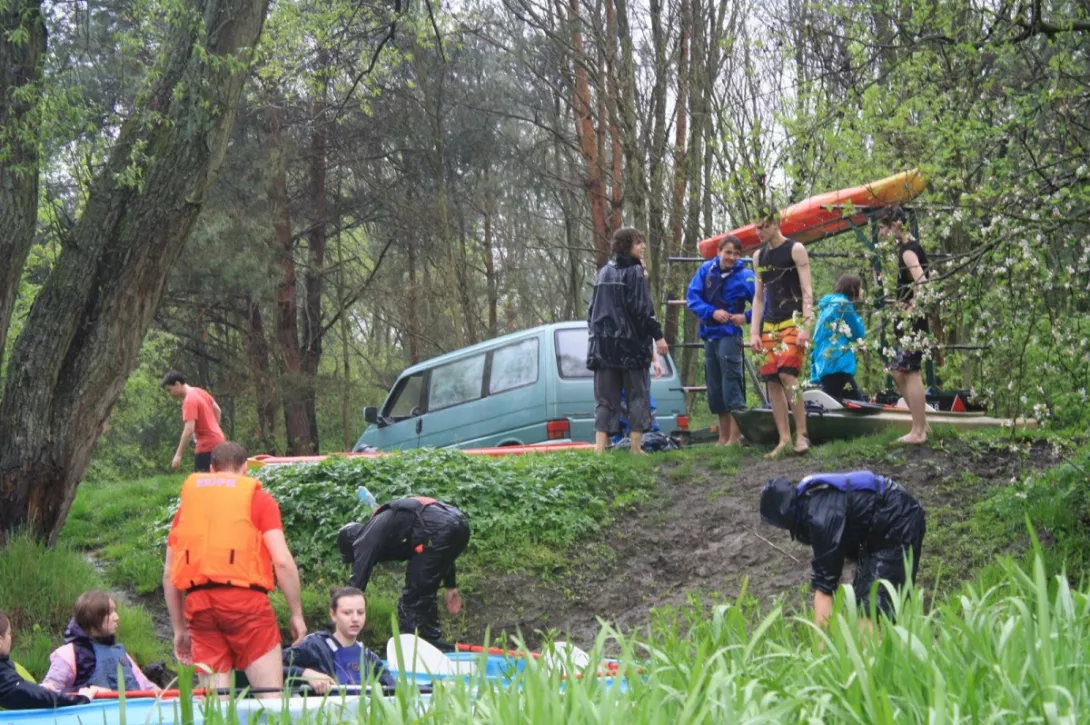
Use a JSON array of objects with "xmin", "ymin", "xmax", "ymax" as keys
[{"xmin": 705, "ymin": 336, "xmax": 745, "ymax": 414}]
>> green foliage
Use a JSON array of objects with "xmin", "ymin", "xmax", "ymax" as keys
[
  {"xmin": 0, "ymin": 534, "xmax": 167, "ymax": 678},
  {"xmin": 252, "ymin": 450, "xmax": 655, "ymax": 581}
]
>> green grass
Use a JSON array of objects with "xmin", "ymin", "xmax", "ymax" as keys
[{"xmin": 0, "ymin": 534, "xmax": 168, "ymax": 678}]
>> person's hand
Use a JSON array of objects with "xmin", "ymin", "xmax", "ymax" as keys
[
  {"xmin": 731, "ymin": 314, "xmax": 747, "ymax": 327},
  {"xmin": 77, "ymin": 686, "xmax": 101, "ymax": 701},
  {"xmin": 750, "ymin": 334, "xmax": 763, "ymax": 353},
  {"xmin": 655, "ymin": 338, "xmax": 668, "ymax": 356},
  {"xmin": 444, "ymin": 588, "xmax": 463, "ymax": 615},
  {"xmin": 171, "ymin": 453, "xmax": 182, "ymax": 471},
  {"xmin": 652, "ymin": 359, "xmax": 664, "ymax": 378},
  {"xmin": 290, "ymin": 614, "xmax": 307, "ymax": 645},
  {"xmin": 308, "ymin": 676, "xmax": 334, "ymax": 695},
  {"xmin": 712, "ymin": 309, "xmax": 730, "ymax": 323},
  {"xmin": 173, "ymin": 629, "xmax": 192, "ymax": 665},
  {"xmin": 797, "ymin": 328, "xmax": 811, "ymax": 348}
]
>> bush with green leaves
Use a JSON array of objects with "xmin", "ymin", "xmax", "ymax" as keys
[{"xmin": 252, "ymin": 449, "xmax": 653, "ymax": 582}]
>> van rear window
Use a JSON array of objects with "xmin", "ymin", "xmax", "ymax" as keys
[{"xmin": 555, "ymin": 329, "xmax": 672, "ymax": 378}]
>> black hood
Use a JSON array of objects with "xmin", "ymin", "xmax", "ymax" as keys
[
  {"xmin": 338, "ymin": 522, "xmax": 365, "ymax": 564},
  {"xmin": 760, "ymin": 477, "xmax": 798, "ymax": 531}
]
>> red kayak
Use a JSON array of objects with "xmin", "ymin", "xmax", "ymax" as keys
[{"xmin": 698, "ymin": 170, "xmax": 926, "ymax": 258}]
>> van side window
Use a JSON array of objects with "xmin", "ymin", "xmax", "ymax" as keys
[
  {"xmin": 489, "ymin": 338, "xmax": 539, "ymax": 394},
  {"xmin": 384, "ymin": 373, "xmax": 426, "ymax": 420},
  {"xmin": 555, "ymin": 328, "xmax": 673, "ymax": 378},
  {"xmin": 429, "ymin": 354, "xmax": 486, "ymax": 411},
  {"xmin": 555, "ymin": 329, "xmax": 592, "ymax": 378}
]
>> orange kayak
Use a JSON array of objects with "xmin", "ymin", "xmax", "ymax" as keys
[{"xmin": 697, "ymin": 169, "xmax": 926, "ymax": 258}]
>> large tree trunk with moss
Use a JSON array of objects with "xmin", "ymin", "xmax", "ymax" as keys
[{"xmin": 0, "ymin": 0, "xmax": 271, "ymax": 545}]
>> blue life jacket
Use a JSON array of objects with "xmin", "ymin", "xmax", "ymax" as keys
[
  {"xmin": 797, "ymin": 470, "xmax": 888, "ymax": 498},
  {"xmin": 88, "ymin": 642, "xmax": 140, "ymax": 690}
]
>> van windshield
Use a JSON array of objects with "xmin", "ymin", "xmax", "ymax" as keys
[
  {"xmin": 383, "ymin": 373, "xmax": 425, "ymax": 420},
  {"xmin": 554, "ymin": 329, "xmax": 672, "ymax": 378}
]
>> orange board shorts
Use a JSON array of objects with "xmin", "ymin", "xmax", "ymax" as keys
[
  {"xmin": 184, "ymin": 587, "xmax": 281, "ymax": 673},
  {"xmin": 758, "ymin": 322, "xmax": 805, "ymax": 381}
]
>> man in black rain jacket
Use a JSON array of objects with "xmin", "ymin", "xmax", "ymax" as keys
[
  {"xmin": 337, "ymin": 497, "xmax": 470, "ymax": 650},
  {"xmin": 760, "ymin": 470, "xmax": 926, "ymax": 625}
]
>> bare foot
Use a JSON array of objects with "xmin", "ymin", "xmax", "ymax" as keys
[
  {"xmin": 896, "ymin": 433, "xmax": 927, "ymax": 445},
  {"xmin": 793, "ymin": 436, "xmax": 810, "ymax": 455},
  {"xmin": 765, "ymin": 442, "xmax": 790, "ymax": 459},
  {"xmin": 716, "ymin": 439, "xmax": 741, "ymax": 447}
]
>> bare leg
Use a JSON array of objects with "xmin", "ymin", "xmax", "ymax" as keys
[
  {"xmin": 199, "ymin": 672, "xmax": 232, "ymax": 701},
  {"xmin": 765, "ymin": 381, "xmax": 791, "ymax": 458},
  {"xmin": 630, "ymin": 430, "xmax": 645, "ymax": 455},
  {"xmin": 780, "ymin": 373, "xmax": 809, "ymax": 453},
  {"xmin": 900, "ymin": 372, "xmax": 929, "ymax": 444},
  {"xmin": 242, "ymin": 645, "xmax": 285, "ymax": 699},
  {"xmin": 716, "ymin": 413, "xmax": 733, "ymax": 445},
  {"xmin": 594, "ymin": 431, "xmax": 610, "ymax": 455}
]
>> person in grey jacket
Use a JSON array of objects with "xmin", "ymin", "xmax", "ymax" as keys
[{"xmin": 586, "ymin": 227, "xmax": 668, "ymax": 455}]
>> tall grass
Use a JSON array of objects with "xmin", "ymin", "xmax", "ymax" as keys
[{"xmin": 0, "ymin": 534, "xmax": 167, "ymax": 678}]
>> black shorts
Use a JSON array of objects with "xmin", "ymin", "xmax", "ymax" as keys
[
  {"xmin": 593, "ymin": 368, "xmax": 651, "ymax": 434},
  {"xmin": 194, "ymin": 452, "xmax": 212, "ymax": 472}
]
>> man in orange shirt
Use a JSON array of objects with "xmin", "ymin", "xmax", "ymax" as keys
[
  {"xmin": 163, "ymin": 442, "xmax": 306, "ymax": 696},
  {"xmin": 162, "ymin": 370, "xmax": 226, "ymax": 472}
]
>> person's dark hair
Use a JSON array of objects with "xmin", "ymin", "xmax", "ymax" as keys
[
  {"xmin": 74, "ymin": 591, "xmax": 113, "ymax": 634},
  {"xmin": 0, "ymin": 610, "xmax": 10, "ymax": 638},
  {"xmin": 755, "ymin": 203, "xmax": 780, "ymax": 226},
  {"xmin": 330, "ymin": 586, "xmax": 365, "ymax": 611},
  {"xmin": 610, "ymin": 227, "xmax": 645, "ymax": 257},
  {"xmin": 718, "ymin": 235, "xmax": 743, "ymax": 253},
  {"xmin": 876, "ymin": 205, "xmax": 907, "ymax": 227},
  {"xmin": 835, "ymin": 274, "xmax": 864, "ymax": 302},
  {"xmin": 210, "ymin": 441, "xmax": 248, "ymax": 471},
  {"xmin": 160, "ymin": 370, "xmax": 186, "ymax": 388}
]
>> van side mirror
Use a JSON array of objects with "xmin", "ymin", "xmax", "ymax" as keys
[{"xmin": 363, "ymin": 406, "xmax": 379, "ymax": 425}]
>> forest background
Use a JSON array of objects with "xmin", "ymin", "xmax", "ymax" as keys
[{"xmin": 1, "ymin": 0, "xmax": 1087, "ymax": 542}]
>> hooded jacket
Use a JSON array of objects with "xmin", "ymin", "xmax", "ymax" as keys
[
  {"xmin": 685, "ymin": 258, "xmax": 755, "ymax": 339},
  {"xmin": 282, "ymin": 633, "xmax": 395, "ymax": 689},
  {"xmin": 809, "ymin": 292, "xmax": 866, "ymax": 382},
  {"xmin": 586, "ymin": 254, "xmax": 664, "ymax": 370},
  {"xmin": 0, "ymin": 656, "xmax": 90, "ymax": 710},
  {"xmin": 41, "ymin": 620, "xmax": 153, "ymax": 692}
]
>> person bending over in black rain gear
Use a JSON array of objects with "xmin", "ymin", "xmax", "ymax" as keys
[
  {"xmin": 759, "ymin": 470, "xmax": 926, "ymax": 627},
  {"xmin": 337, "ymin": 497, "xmax": 470, "ymax": 652}
]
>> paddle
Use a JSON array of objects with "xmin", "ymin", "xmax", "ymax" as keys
[
  {"xmin": 386, "ymin": 634, "xmax": 476, "ymax": 676},
  {"xmin": 541, "ymin": 641, "xmax": 592, "ymax": 676}
]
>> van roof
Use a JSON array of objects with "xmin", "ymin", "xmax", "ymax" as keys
[{"xmin": 399, "ymin": 320, "xmax": 587, "ymax": 377}]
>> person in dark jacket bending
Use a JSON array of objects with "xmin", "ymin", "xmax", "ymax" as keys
[
  {"xmin": 0, "ymin": 610, "xmax": 95, "ymax": 711},
  {"xmin": 760, "ymin": 471, "xmax": 926, "ymax": 626},
  {"xmin": 282, "ymin": 587, "xmax": 395, "ymax": 693},
  {"xmin": 338, "ymin": 497, "xmax": 470, "ymax": 651},
  {"xmin": 587, "ymin": 227, "xmax": 669, "ymax": 455}
]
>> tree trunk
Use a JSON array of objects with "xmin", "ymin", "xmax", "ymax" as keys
[
  {"xmin": 301, "ymin": 82, "xmax": 328, "ymax": 453},
  {"xmin": 483, "ymin": 210, "xmax": 498, "ymax": 337},
  {"xmin": 405, "ymin": 241, "xmax": 421, "ymax": 364},
  {"xmin": 246, "ymin": 297, "xmax": 278, "ymax": 454},
  {"xmin": 663, "ymin": 0, "xmax": 690, "ymax": 345},
  {"xmin": 264, "ymin": 106, "xmax": 313, "ymax": 456},
  {"xmin": 646, "ymin": 0, "xmax": 669, "ymax": 300},
  {"xmin": 613, "ymin": 0, "xmax": 647, "ymax": 233},
  {"xmin": 0, "ymin": 0, "xmax": 271, "ymax": 544},
  {"xmin": 566, "ymin": 0, "xmax": 611, "ymax": 267},
  {"xmin": 0, "ymin": 0, "xmax": 46, "ymax": 362}
]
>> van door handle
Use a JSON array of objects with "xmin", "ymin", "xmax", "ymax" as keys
[{"xmin": 415, "ymin": 418, "xmax": 423, "ymax": 434}]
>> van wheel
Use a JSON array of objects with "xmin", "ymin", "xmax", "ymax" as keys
[{"xmin": 498, "ymin": 440, "xmax": 522, "ymax": 447}]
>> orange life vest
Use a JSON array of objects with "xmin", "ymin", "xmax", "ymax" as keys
[{"xmin": 170, "ymin": 472, "xmax": 275, "ymax": 593}]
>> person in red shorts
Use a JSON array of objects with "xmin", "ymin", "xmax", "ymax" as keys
[
  {"xmin": 749, "ymin": 206, "xmax": 814, "ymax": 458},
  {"xmin": 162, "ymin": 370, "xmax": 226, "ymax": 472},
  {"xmin": 163, "ymin": 442, "xmax": 306, "ymax": 697}
]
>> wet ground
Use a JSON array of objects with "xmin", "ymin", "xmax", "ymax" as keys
[{"xmin": 462, "ymin": 438, "xmax": 1061, "ymax": 648}]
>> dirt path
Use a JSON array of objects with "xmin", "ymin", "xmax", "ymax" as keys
[{"xmin": 463, "ymin": 439, "xmax": 1060, "ymax": 648}]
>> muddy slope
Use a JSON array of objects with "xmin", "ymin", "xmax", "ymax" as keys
[{"xmin": 462, "ymin": 439, "xmax": 1059, "ymax": 647}]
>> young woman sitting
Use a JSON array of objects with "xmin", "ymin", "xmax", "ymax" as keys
[
  {"xmin": 0, "ymin": 610, "xmax": 95, "ymax": 710},
  {"xmin": 41, "ymin": 591, "xmax": 159, "ymax": 693},
  {"xmin": 282, "ymin": 587, "xmax": 395, "ymax": 694}
]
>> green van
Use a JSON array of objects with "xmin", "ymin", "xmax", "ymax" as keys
[{"xmin": 355, "ymin": 321, "xmax": 689, "ymax": 451}]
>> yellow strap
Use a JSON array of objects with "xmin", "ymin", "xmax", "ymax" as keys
[
  {"xmin": 762, "ymin": 319, "xmax": 798, "ymax": 333},
  {"xmin": 14, "ymin": 660, "xmax": 35, "ymax": 683}
]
